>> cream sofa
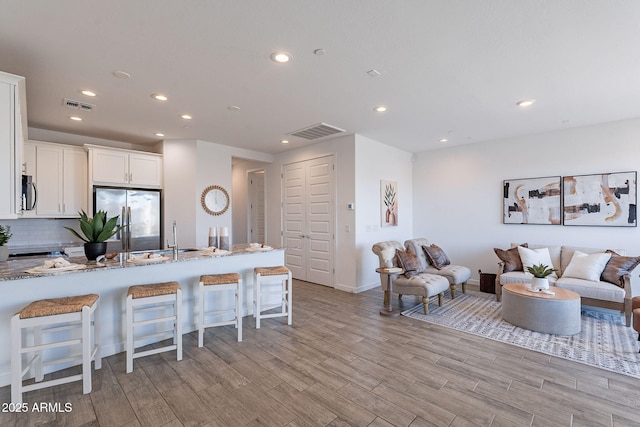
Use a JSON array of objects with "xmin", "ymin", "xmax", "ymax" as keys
[{"xmin": 496, "ymin": 244, "xmax": 636, "ymax": 326}]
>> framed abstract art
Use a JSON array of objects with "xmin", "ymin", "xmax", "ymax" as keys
[
  {"xmin": 563, "ymin": 171, "xmax": 637, "ymax": 227},
  {"xmin": 503, "ymin": 176, "xmax": 561, "ymax": 225}
]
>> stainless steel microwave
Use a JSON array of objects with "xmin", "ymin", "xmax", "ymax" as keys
[{"xmin": 21, "ymin": 174, "xmax": 37, "ymax": 211}]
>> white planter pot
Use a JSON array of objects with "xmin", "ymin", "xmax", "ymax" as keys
[
  {"xmin": 531, "ymin": 277, "xmax": 549, "ymax": 291},
  {"xmin": 0, "ymin": 246, "xmax": 8, "ymax": 262}
]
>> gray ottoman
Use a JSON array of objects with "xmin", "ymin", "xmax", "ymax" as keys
[{"xmin": 502, "ymin": 283, "xmax": 581, "ymax": 335}]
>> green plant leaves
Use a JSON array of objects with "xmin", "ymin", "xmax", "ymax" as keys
[{"xmin": 64, "ymin": 209, "xmax": 126, "ymax": 243}]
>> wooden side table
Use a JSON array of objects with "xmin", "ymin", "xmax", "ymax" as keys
[{"xmin": 376, "ymin": 267, "xmax": 403, "ymax": 317}]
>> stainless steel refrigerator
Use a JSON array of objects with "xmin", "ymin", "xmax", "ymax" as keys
[{"xmin": 93, "ymin": 186, "xmax": 162, "ymax": 253}]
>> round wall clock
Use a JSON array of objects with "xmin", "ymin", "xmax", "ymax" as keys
[{"xmin": 201, "ymin": 185, "xmax": 230, "ymax": 216}]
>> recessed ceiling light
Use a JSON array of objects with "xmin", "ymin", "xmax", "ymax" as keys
[
  {"xmin": 374, "ymin": 105, "xmax": 387, "ymax": 113},
  {"xmin": 81, "ymin": 90, "xmax": 96, "ymax": 97},
  {"xmin": 181, "ymin": 114, "xmax": 192, "ymax": 120},
  {"xmin": 112, "ymin": 70, "xmax": 131, "ymax": 79},
  {"xmin": 151, "ymin": 94, "xmax": 168, "ymax": 101},
  {"xmin": 314, "ymin": 48, "xmax": 327, "ymax": 56},
  {"xmin": 516, "ymin": 99, "xmax": 536, "ymax": 107},
  {"xmin": 270, "ymin": 52, "xmax": 292, "ymax": 63},
  {"xmin": 439, "ymin": 138, "xmax": 448, "ymax": 143},
  {"xmin": 281, "ymin": 140, "xmax": 289, "ymax": 144},
  {"xmin": 69, "ymin": 116, "xmax": 82, "ymax": 121},
  {"xmin": 227, "ymin": 105, "xmax": 241, "ymax": 111},
  {"xmin": 155, "ymin": 133, "xmax": 165, "ymax": 137},
  {"xmin": 367, "ymin": 69, "xmax": 381, "ymax": 78}
]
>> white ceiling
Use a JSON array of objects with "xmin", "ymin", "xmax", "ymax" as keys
[{"xmin": 2, "ymin": 1, "xmax": 640, "ymax": 154}]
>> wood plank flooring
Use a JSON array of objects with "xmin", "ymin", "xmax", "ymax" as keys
[{"xmin": 1, "ymin": 280, "xmax": 639, "ymax": 426}]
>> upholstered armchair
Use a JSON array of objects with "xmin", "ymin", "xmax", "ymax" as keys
[
  {"xmin": 372, "ymin": 241, "xmax": 450, "ymax": 314},
  {"xmin": 404, "ymin": 238, "xmax": 472, "ymax": 299}
]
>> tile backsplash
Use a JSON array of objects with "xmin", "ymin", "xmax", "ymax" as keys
[{"xmin": 1, "ymin": 218, "xmax": 83, "ymax": 251}]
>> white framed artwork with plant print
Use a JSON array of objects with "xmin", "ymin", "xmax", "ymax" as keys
[{"xmin": 381, "ymin": 180, "xmax": 398, "ymax": 227}]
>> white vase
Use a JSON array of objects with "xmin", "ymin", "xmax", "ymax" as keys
[
  {"xmin": 531, "ymin": 277, "xmax": 549, "ymax": 291},
  {"xmin": 0, "ymin": 245, "xmax": 8, "ymax": 262}
]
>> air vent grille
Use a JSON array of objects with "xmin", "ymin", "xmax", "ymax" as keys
[
  {"xmin": 63, "ymin": 98, "xmax": 95, "ymax": 112},
  {"xmin": 288, "ymin": 122, "xmax": 346, "ymax": 140}
]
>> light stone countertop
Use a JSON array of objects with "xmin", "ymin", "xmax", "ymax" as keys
[{"xmin": 0, "ymin": 244, "xmax": 284, "ymax": 281}]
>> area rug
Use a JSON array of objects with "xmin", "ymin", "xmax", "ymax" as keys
[{"xmin": 401, "ymin": 290, "xmax": 640, "ymax": 378}]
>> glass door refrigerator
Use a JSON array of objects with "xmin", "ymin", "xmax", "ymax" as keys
[{"xmin": 94, "ymin": 186, "xmax": 162, "ymax": 253}]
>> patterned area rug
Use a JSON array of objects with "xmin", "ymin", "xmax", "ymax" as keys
[{"xmin": 401, "ymin": 290, "xmax": 640, "ymax": 378}]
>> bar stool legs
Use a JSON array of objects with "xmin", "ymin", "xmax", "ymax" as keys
[
  {"xmin": 11, "ymin": 294, "xmax": 101, "ymax": 404},
  {"xmin": 253, "ymin": 266, "xmax": 292, "ymax": 329},
  {"xmin": 198, "ymin": 273, "xmax": 243, "ymax": 346},
  {"xmin": 126, "ymin": 282, "xmax": 182, "ymax": 373}
]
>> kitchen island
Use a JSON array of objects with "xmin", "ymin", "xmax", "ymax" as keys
[{"xmin": 0, "ymin": 245, "xmax": 285, "ymax": 387}]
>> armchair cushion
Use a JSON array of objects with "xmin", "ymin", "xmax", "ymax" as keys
[
  {"xmin": 422, "ymin": 244, "xmax": 450, "ymax": 269},
  {"xmin": 602, "ymin": 250, "xmax": 640, "ymax": 287},
  {"xmin": 396, "ymin": 249, "xmax": 422, "ymax": 278}
]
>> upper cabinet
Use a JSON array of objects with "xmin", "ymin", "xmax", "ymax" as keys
[
  {"xmin": 86, "ymin": 145, "xmax": 162, "ymax": 188},
  {"xmin": 0, "ymin": 71, "xmax": 27, "ymax": 219},
  {"xmin": 23, "ymin": 141, "xmax": 88, "ymax": 218}
]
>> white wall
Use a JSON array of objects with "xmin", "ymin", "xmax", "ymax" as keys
[
  {"xmin": 413, "ymin": 117, "xmax": 640, "ymax": 285},
  {"xmin": 355, "ymin": 135, "xmax": 414, "ymax": 292}
]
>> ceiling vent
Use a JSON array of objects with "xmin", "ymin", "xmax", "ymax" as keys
[
  {"xmin": 63, "ymin": 98, "xmax": 95, "ymax": 112},
  {"xmin": 288, "ymin": 122, "xmax": 346, "ymax": 140}
]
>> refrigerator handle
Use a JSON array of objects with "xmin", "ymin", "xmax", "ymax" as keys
[
  {"xmin": 127, "ymin": 206, "xmax": 132, "ymax": 251},
  {"xmin": 120, "ymin": 206, "xmax": 126, "ymax": 251}
]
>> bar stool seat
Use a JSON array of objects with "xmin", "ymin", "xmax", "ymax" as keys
[
  {"xmin": 11, "ymin": 294, "xmax": 101, "ymax": 404},
  {"xmin": 253, "ymin": 266, "xmax": 292, "ymax": 329},
  {"xmin": 126, "ymin": 281, "xmax": 182, "ymax": 373},
  {"xmin": 198, "ymin": 273, "xmax": 243, "ymax": 346}
]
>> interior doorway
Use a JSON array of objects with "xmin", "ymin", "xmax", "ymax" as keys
[{"xmin": 248, "ymin": 169, "xmax": 265, "ymax": 244}]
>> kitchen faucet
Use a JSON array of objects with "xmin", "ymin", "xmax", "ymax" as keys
[{"xmin": 167, "ymin": 220, "xmax": 178, "ymax": 260}]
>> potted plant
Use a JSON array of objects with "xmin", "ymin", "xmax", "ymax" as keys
[
  {"xmin": 64, "ymin": 210, "xmax": 126, "ymax": 260},
  {"xmin": 0, "ymin": 225, "xmax": 12, "ymax": 262},
  {"xmin": 526, "ymin": 263, "xmax": 556, "ymax": 291}
]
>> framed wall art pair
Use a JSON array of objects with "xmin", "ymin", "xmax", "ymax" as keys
[{"xmin": 502, "ymin": 171, "xmax": 637, "ymax": 227}]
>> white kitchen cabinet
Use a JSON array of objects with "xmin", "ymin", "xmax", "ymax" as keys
[
  {"xmin": 0, "ymin": 71, "xmax": 26, "ymax": 219},
  {"xmin": 87, "ymin": 145, "xmax": 162, "ymax": 188},
  {"xmin": 26, "ymin": 141, "xmax": 88, "ymax": 217}
]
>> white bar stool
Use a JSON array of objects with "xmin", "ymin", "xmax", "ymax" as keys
[
  {"xmin": 11, "ymin": 293, "xmax": 101, "ymax": 404},
  {"xmin": 253, "ymin": 266, "xmax": 292, "ymax": 329},
  {"xmin": 198, "ymin": 273, "xmax": 243, "ymax": 345},
  {"xmin": 126, "ymin": 281, "xmax": 182, "ymax": 373}
]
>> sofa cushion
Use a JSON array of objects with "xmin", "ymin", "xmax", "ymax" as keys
[
  {"xmin": 499, "ymin": 271, "xmax": 557, "ymax": 286},
  {"xmin": 513, "ymin": 243, "xmax": 561, "ymax": 274},
  {"xmin": 396, "ymin": 249, "xmax": 422, "ymax": 278},
  {"xmin": 494, "ymin": 244, "xmax": 528, "ymax": 272},
  {"xmin": 517, "ymin": 246, "xmax": 558, "ymax": 278},
  {"xmin": 561, "ymin": 251, "xmax": 611, "ymax": 282},
  {"xmin": 560, "ymin": 246, "xmax": 625, "ymax": 274},
  {"xmin": 601, "ymin": 250, "xmax": 640, "ymax": 287},
  {"xmin": 422, "ymin": 244, "xmax": 450, "ymax": 269},
  {"xmin": 555, "ymin": 277, "xmax": 625, "ymax": 303}
]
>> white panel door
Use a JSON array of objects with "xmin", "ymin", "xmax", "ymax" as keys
[{"xmin": 282, "ymin": 155, "xmax": 335, "ymax": 286}]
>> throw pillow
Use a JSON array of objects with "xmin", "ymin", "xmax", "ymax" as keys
[
  {"xmin": 493, "ymin": 243, "xmax": 528, "ymax": 272},
  {"xmin": 561, "ymin": 251, "xmax": 612, "ymax": 282},
  {"xmin": 395, "ymin": 249, "xmax": 422, "ymax": 278},
  {"xmin": 422, "ymin": 244, "xmax": 451, "ymax": 269},
  {"xmin": 601, "ymin": 250, "xmax": 640, "ymax": 287},
  {"xmin": 517, "ymin": 246, "xmax": 557, "ymax": 278}
]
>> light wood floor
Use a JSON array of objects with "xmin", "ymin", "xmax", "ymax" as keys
[{"xmin": 2, "ymin": 280, "xmax": 639, "ymax": 427}]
